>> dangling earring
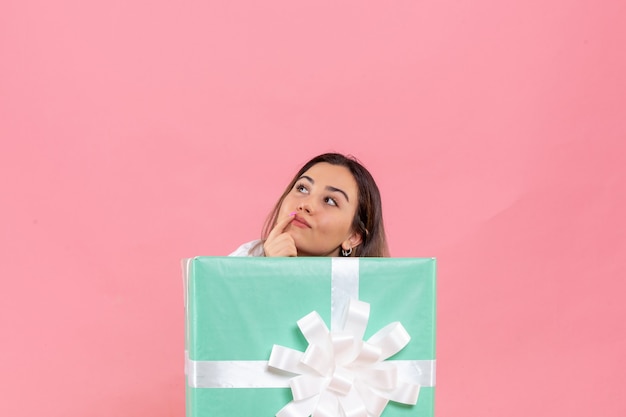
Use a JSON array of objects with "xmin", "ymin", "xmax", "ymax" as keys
[{"xmin": 341, "ymin": 247, "xmax": 352, "ymax": 257}]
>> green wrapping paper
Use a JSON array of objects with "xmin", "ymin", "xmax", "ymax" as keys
[{"xmin": 184, "ymin": 257, "xmax": 436, "ymax": 417}]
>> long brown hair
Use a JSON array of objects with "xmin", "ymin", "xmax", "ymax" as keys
[{"xmin": 258, "ymin": 153, "xmax": 389, "ymax": 257}]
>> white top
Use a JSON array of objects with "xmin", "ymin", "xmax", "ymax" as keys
[{"xmin": 228, "ymin": 240, "xmax": 265, "ymax": 257}]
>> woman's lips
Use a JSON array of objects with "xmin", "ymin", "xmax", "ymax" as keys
[{"xmin": 292, "ymin": 215, "xmax": 310, "ymax": 228}]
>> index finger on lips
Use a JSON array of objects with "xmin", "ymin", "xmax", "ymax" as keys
[{"xmin": 267, "ymin": 212, "xmax": 296, "ymax": 239}]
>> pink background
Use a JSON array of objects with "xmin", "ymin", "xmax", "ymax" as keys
[{"xmin": 1, "ymin": 1, "xmax": 625, "ymax": 416}]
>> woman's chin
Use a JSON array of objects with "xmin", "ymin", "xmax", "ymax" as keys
[{"xmin": 295, "ymin": 245, "xmax": 340, "ymax": 257}]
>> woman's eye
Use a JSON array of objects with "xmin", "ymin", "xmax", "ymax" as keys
[
  {"xmin": 325, "ymin": 197, "xmax": 338, "ymax": 206},
  {"xmin": 296, "ymin": 184, "xmax": 309, "ymax": 193}
]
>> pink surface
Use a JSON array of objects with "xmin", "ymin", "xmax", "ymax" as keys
[{"xmin": 1, "ymin": 1, "xmax": 625, "ymax": 416}]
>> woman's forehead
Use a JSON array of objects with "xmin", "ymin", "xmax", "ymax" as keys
[{"xmin": 301, "ymin": 163, "xmax": 358, "ymax": 194}]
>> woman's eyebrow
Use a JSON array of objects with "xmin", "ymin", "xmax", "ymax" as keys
[
  {"xmin": 298, "ymin": 175, "xmax": 350, "ymax": 202},
  {"xmin": 326, "ymin": 186, "xmax": 350, "ymax": 202}
]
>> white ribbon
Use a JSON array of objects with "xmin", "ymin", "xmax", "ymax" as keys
[
  {"xmin": 268, "ymin": 299, "xmax": 420, "ymax": 417},
  {"xmin": 187, "ymin": 358, "xmax": 435, "ymax": 389},
  {"xmin": 185, "ymin": 258, "xmax": 436, "ymax": 416}
]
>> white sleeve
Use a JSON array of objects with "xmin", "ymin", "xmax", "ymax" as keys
[{"xmin": 228, "ymin": 240, "xmax": 264, "ymax": 257}]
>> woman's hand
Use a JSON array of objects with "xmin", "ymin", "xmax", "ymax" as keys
[{"xmin": 264, "ymin": 213, "xmax": 297, "ymax": 257}]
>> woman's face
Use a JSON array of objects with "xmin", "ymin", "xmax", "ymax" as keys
[{"xmin": 278, "ymin": 162, "xmax": 362, "ymax": 256}]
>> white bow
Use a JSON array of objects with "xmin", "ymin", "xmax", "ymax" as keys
[{"xmin": 268, "ymin": 299, "xmax": 420, "ymax": 417}]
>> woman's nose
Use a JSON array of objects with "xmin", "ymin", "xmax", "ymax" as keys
[{"xmin": 297, "ymin": 198, "xmax": 313, "ymax": 213}]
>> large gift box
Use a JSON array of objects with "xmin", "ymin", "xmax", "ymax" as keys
[{"xmin": 184, "ymin": 257, "xmax": 436, "ymax": 417}]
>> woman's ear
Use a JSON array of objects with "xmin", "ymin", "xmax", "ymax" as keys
[{"xmin": 343, "ymin": 231, "xmax": 363, "ymax": 251}]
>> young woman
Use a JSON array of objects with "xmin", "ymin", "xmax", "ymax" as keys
[{"xmin": 230, "ymin": 153, "xmax": 389, "ymax": 257}]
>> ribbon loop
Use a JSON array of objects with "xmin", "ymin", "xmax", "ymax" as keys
[
  {"xmin": 340, "ymin": 298, "xmax": 369, "ymax": 341},
  {"xmin": 351, "ymin": 342, "xmax": 382, "ymax": 365},
  {"xmin": 313, "ymin": 391, "xmax": 339, "ymax": 417},
  {"xmin": 384, "ymin": 381, "xmax": 420, "ymax": 405},
  {"xmin": 330, "ymin": 333, "xmax": 357, "ymax": 366},
  {"xmin": 301, "ymin": 344, "xmax": 333, "ymax": 376},
  {"xmin": 353, "ymin": 380, "xmax": 389, "ymax": 417},
  {"xmin": 356, "ymin": 363, "xmax": 398, "ymax": 390},
  {"xmin": 298, "ymin": 311, "xmax": 331, "ymax": 348},
  {"xmin": 327, "ymin": 368, "xmax": 353, "ymax": 395},
  {"xmin": 338, "ymin": 387, "xmax": 368, "ymax": 417},
  {"xmin": 268, "ymin": 345, "xmax": 305, "ymax": 375},
  {"xmin": 290, "ymin": 374, "xmax": 324, "ymax": 401},
  {"xmin": 367, "ymin": 322, "xmax": 411, "ymax": 360}
]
